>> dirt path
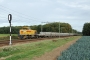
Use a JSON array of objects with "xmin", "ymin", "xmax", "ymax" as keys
[{"xmin": 33, "ymin": 37, "xmax": 81, "ymax": 60}]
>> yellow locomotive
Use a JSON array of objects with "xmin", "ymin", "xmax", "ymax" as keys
[{"xmin": 19, "ymin": 26, "xmax": 38, "ymax": 39}]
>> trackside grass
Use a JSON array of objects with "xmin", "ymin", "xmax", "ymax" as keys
[
  {"xmin": 0, "ymin": 34, "xmax": 18, "ymax": 40},
  {"xmin": 0, "ymin": 34, "xmax": 17, "ymax": 37},
  {"xmin": 0, "ymin": 36, "xmax": 81, "ymax": 60}
]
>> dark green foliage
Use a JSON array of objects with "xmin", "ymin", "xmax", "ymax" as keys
[
  {"xmin": 57, "ymin": 36, "xmax": 90, "ymax": 60},
  {"xmin": 82, "ymin": 23, "xmax": 90, "ymax": 36},
  {"xmin": 0, "ymin": 22, "xmax": 78, "ymax": 34},
  {"xmin": 0, "ymin": 26, "xmax": 21, "ymax": 34},
  {"xmin": 32, "ymin": 22, "xmax": 73, "ymax": 33}
]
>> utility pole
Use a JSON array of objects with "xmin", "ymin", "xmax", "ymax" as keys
[
  {"xmin": 72, "ymin": 29, "xmax": 73, "ymax": 33},
  {"xmin": 41, "ymin": 22, "xmax": 48, "ymax": 32},
  {"xmin": 59, "ymin": 22, "xmax": 60, "ymax": 38},
  {"xmin": 41, "ymin": 22, "xmax": 43, "ymax": 32},
  {"xmin": 41, "ymin": 22, "xmax": 49, "ymax": 32},
  {"xmin": 8, "ymin": 14, "xmax": 12, "ymax": 45}
]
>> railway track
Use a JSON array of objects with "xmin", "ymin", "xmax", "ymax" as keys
[{"xmin": 0, "ymin": 36, "xmax": 70, "ymax": 47}]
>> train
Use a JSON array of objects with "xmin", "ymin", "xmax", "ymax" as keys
[{"xmin": 18, "ymin": 26, "xmax": 77, "ymax": 39}]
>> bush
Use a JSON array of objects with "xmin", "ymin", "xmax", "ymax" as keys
[{"xmin": 82, "ymin": 23, "xmax": 90, "ymax": 36}]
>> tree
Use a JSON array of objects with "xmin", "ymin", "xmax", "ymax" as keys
[
  {"xmin": 0, "ymin": 22, "xmax": 74, "ymax": 34},
  {"xmin": 82, "ymin": 23, "xmax": 90, "ymax": 36}
]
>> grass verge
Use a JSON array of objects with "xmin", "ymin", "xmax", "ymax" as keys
[
  {"xmin": 0, "ymin": 34, "xmax": 18, "ymax": 40},
  {"xmin": 0, "ymin": 36, "xmax": 81, "ymax": 60}
]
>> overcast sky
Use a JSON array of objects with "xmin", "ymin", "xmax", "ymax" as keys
[{"xmin": 0, "ymin": 0, "xmax": 90, "ymax": 32}]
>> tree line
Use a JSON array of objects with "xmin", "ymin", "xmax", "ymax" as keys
[
  {"xmin": 82, "ymin": 22, "xmax": 90, "ymax": 36},
  {"xmin": 0, "ymin": 22, "xmax": 78, "ymax": 34}
]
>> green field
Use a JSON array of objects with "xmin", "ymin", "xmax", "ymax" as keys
[
  {"xmin": 57, "ymin": 36, "xmax": 90, "ymax": 60},
  {"xmin": 0, "ymin": 34, "xmax": 17, "ymax": 37},
  {"xmin": 0, "ymin": 34, "xmax": 18, "ymax": 40},
  {"xmin": 0, "ymin": 36, "xmax": 81, "ymax": 60}
]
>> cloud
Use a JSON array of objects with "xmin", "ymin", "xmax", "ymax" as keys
[
  {"xmin": 55, "ymin": 8, "xmax": 67, "ymax": 12},
  {"xmin": 0, "ymin": 0, "xmax": 4, "ymax": 3},
  {"xmin": 67, "ymin": 3, "xmax": 90, "ymax": 10},
  {"xmin": 0, "ymin": 0, "xmax": 90, "ymax": 32},
  {"xmin": 0, "ymin": 23, "xmax": 9, "ymax": 27},
  {"xmin": 57, "ymin": 0, "xmax": 90, "ymax": 10}
]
